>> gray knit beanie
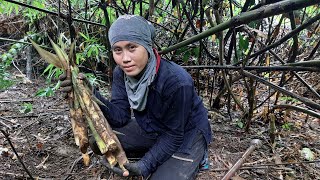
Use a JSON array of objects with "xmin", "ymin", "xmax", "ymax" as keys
[{"xmin": 108, "ymin": 14, "xmax": 155, "ymax": 55}]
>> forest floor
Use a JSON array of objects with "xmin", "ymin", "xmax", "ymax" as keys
[{"xmin": 0, "ymin": 70, "xmax": 320, "ymax": 180}]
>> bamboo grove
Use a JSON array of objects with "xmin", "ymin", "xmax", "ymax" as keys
[{"xmin": 1, "ymin": 0, "xmax": 320, "ymax": 136}]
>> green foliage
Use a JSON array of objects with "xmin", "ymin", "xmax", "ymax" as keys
[
  {"xmin": 78, "ymin": 32, "xmax": 107, "ymax": 63},
  {"xmin": 281, "ymin": 122, "xmax": 293, "ymax": 131},
  {"xmin": 0, "ymin": 0, "xmax": 20, "ymax": 15},
  {"xmin": 175, "ymin": 47, "xmax": 200, "ymax": 63},
  {"xmin": 239, "ymin": 34, "xmax": 249, "ymax": 51},
  {"xmin": 23, "ymin": 0, "xmax": 47, "ymax": 24},
  {"xmin": 133, "ymin": 2, "xmax": 149, "ymax": 15},
  {"xmin": 234, "ymin": 34, "xmax": 249, "ymax": 63},
  {"xmin": 35, "ymin": 82, "xmax": 60, "ymax": 97},
  {"xmin": 305, "ymin": 5, "xmax": 320, "ymax": 16},
  {"xmin": 19, "ymin": 102, "xmax": 33, "ymax": 114},
  {"xmin": 279, "ymin": 96, "xmax": 299, "ymax": 103},
  {"xmin": 41, "ymin": 64, "xmax": 64, "ymax": 83},
  {"xmin": 236, "ymin": 119, "xmax": 244, "ymax": 129},
  {"xmin": 1, "ymin": 41, "xmax": 25, "ymax": 66},
  {"xmin": 0, "ymin": 63, "xmax": 14, "ymax": 90},
  {"xmin": 0, "ymin": 39, "xmax": 27, "ymax": 90},
  {"xmin": 85, "ymin": 73, "xmax": 101, "ymax": 88}
]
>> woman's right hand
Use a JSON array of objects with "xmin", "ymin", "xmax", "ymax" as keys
[
  {"xmin": 59, "ymin": 72, "xmax": 93, "ymax": 98},
  {"xmin": 59, "ymin": 72, "xmax": 72, "ymax": 95}
]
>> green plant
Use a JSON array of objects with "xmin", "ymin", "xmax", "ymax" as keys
[
  {"xmin": 235, "ymin": 34, "xmax": 249, "ymax": 63},
  {"xmin": 1, "ymin": 41, "xmax": 25, "ymax": 66},
  {"xmin": 78, "ymin": 32, "xmax": 107, "ymax": 63},
  {"xmin": 0, "ymin": 0, "xmax": 19, "ymax": 15},
  {"xmin": 236, "ymin": 119, "xmax": 244, "ymax": 129},
  {"xmin": 0, "ymin": 63, "xmax": 14, "ymax": 90},
  {"xmin": 0, "ymin": 40, "xmax": 27, "ymax": 90},
  {"xmin": 20, "ymin": 102, "xmax": 33, "ymax": 114},
  {"xmin": 35, "ymin": 81, "xmax": 61, "ymax": 97},
  {"xmin": 281, "ymin": 122, "xmax": 293, "ymax": 131},
  {"xmin": 280, "ymin": 96, "xmax": 299, "ymax": 103},
  {"xmin": 175, "ymin": 46, "xmax": 200, "ymax": 63}
]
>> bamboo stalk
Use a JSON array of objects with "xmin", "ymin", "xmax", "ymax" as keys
[
  {"xmin": 72, "ymin": 78, "xmax": 117, "ymax": 166},
  {"xmin": 76, "ymin": 77, "xmax": 118, "ymax": 152}
]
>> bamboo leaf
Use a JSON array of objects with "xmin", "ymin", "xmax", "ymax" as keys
[
  {"xmin": 29, "ymin": 39, "xmax": 64, "ymax": 69},
  {"xmin": 48, "ymin": 38, "xmax": 69, "ymax": 69}
]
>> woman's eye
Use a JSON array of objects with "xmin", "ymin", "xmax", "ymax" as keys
[
  {"xmin": 113, "ymin": 48, "xmax": 122, "ymax": 53},
  {"xmin": 129, "ymin": 45, "xmax": 136, "ymax": 51}
]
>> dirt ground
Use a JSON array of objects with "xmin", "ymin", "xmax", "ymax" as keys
[{"xmin": 1, "ymin": 73, "xmax": 320, "ymax": 180}]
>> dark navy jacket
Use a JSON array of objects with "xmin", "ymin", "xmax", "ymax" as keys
[{"xmin": 96, "ymin": 59, "xmax": 212, "ymax": 176}]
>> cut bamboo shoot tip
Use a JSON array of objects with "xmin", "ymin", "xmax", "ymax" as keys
[{"xmin": 123, "ymin": 170, "xmax": 129, "ymax": 176}]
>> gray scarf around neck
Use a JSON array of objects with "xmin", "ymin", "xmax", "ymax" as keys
[
  {"xmin": 108, "ymin": 15, "xmax": 157, "ymax": 111},
  {"xmin": 124, "ymin": 52, "xmax": 156, "ymax": 111}
]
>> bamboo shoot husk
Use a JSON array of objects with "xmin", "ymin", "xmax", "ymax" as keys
[{"xmin": 30, "ymin": 38, "xmax": 129, "ymax": 171}]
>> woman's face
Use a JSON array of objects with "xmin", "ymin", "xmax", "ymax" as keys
[{"xmin": 112, "ymin": 41, "xmax": 149, "ymax": 77}]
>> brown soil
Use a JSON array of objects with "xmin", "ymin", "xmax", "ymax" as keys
[{"xmin": 1, "ymin": 73, "xmax": 320, "ymax": 180}]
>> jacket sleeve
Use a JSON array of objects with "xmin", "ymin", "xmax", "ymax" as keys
[
  {"xmin": 94, "ymin": 67, "xmax": 131, "ymax": 127},
  {"xmin": 138, "ymin": 85, "xmax": 193, "ymax": 177}
]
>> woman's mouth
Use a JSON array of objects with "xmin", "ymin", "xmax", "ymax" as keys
[{"xmin": 123, "ymin": 65, "xmax": 135, "ymax": 71}]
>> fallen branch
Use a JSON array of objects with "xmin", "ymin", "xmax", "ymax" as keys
[
  {"xmin": 0, "ymin": 120, "xmax": 12, "ymax": 130},
  {"xmin": 35, "ymin": 154, "xmax": 50, "ymax": 169},
  {"xmin": 286, "ymin": 60, "xmax": 320, "ymax": 67},
  {"xmin": 0, "ymin": 37, "xmax": 51, "ymax": 49},
  {"xmin": 212, "ymin": 159, "xmax": 320, "ymax": 172},
  {"xmin": 0, "ymin": 99, "xmax": 34, "ymax": 103},
  {"xmin": 222, "ymin": 139, "xmax": 262, "ymax": 180},
  {"xmin": 181, "ymin": 65, "xmax": 320, "ymax": 72},
  {"xmin": 272, "ymin": 104, "xmax": 320, "ymax": 119},
  {"xmin": 243, "ymin": 159, "xmax": 320, "ymax": 167}
]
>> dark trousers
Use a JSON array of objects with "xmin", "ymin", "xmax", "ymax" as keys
[{"xmin": 112, "ymin": 119, "xmax": 206, "ymax": 180}]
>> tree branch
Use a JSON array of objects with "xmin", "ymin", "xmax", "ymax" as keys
[
  {"xmin": 273, "ymin": 104, "xmax": 320, "ymax": 119},
  {"xmin": 159, "ymin": 0, "xmax": 320, "ymax": 54}
]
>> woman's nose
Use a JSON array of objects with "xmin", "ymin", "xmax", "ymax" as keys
[{"xmin": 122, "ymin": 51, "xmax": 131, "ymax": 63}]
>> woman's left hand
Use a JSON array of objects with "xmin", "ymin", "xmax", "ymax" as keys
[{"xmin": 124, "ymin": 162, "xmax": 143, "ymax": 176}]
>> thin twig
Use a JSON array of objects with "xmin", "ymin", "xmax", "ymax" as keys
[
  {"xmin": 181, "ymin": 65, "xmax": 320, "ymax": 72},
  {"xmin": 243, "ymin": 71, "xmax": 320, "ymax": 111},
  {"xmin": 249, "ymin": 13, "xmax": 320, "ymax": 59},
  {"xmin": 63, "ymin": 151, "xmax": 93, "ymax": 180},
  {"xmin": 0, "ymin": 37, "xmax": 52, "ymax": 49},
  {"xmin": 0, "ymin": 129, "xmax": 34, "ymax": 179},
  {"xmin": 242, "ymin": 26, "xmax": 320, "ymax": 99},
  {"xmin": 4, "ymin": 0, "xmax": 105, "ymax": 27},
  {"xmin": 0, "ymin": 99, "xmax": 34, "ymax": 103},
  {"xmin": 0, "ymin": 120, "xmax": 12, "ymax": 130},
  {"xmin": 0, "ymin": 171, "xmax": 27, "ymax": 178},
  {"xmin": 212, "ymin": 159, "xmax": 320, "ymax": 172}
]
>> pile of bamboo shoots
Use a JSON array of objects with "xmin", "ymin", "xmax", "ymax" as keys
[{"xmin": 29, "ymin": 38, "xmax": 128, "ymax": 173}]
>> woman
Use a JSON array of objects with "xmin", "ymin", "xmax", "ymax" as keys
[{"xmin": 62, "ymin": 14, "xmax": 212, "ymax": 180}]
